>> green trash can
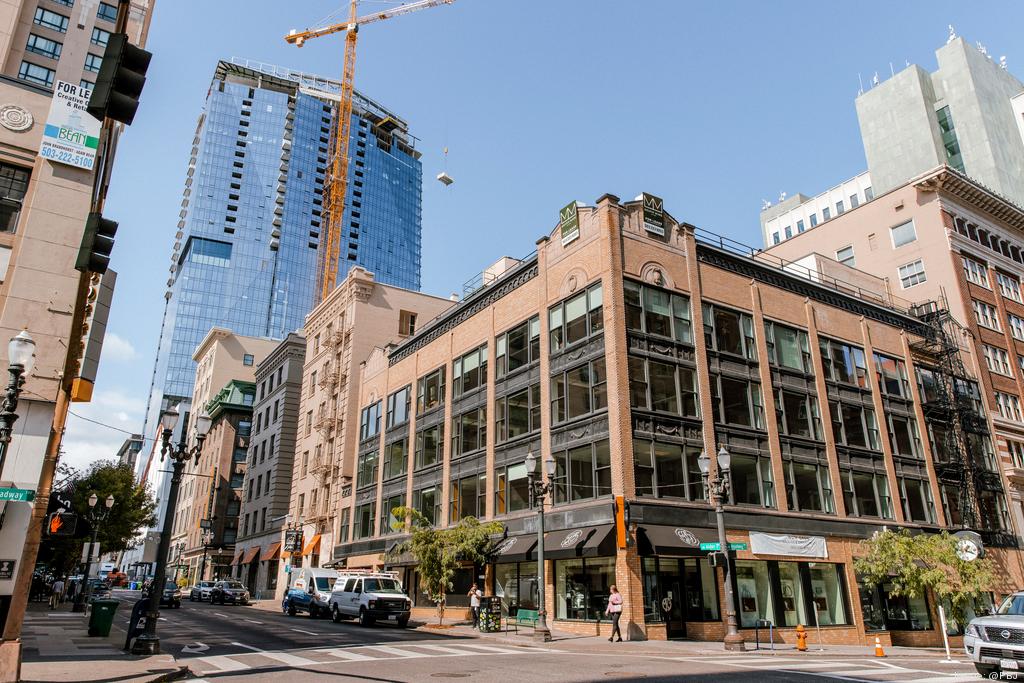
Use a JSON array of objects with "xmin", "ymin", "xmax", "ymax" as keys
[{"xmin": 88, "ymin": 599, "xmax": 120, "ymax": 637}]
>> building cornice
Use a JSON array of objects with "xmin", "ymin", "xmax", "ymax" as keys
[{"xmin": 914, "ymin": 166, "xmax": 1024, "ymax": 233}]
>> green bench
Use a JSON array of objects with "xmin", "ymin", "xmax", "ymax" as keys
[{"xmin": 507, "ymin": 607, "xmax": 539, "ymax": 634}]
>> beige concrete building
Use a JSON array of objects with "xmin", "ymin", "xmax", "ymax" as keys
[
  {"xmin": 283, "ymin": 267, "xmax": 452, "ymax": 597},
  {"xmin": 169, "ymin": 328, "xmax": 276, "ymax": 584},
  {"xmin": 0, "ymin": 0, "xmax": 153, "ymax": 654},
  {"xmin": 333, "ymin": 192, "xmax": 1021, "ymax": 647},
  {"xmin": 766, "ymin": 165, "xmax": 1024, "ymax": 550}
]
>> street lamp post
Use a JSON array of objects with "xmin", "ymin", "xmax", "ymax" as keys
[
  {"xmin": 131, "ymin": 404, "xmax": 211, "ymax": 655},
  {"xmin": 698, "ymin": 445, "xmax": 745, "ymax": 651},
  {"xmin": 0, "ymin": 330, "xmax": 35, "ymax": 477},
  {"xmin": 72, "ymin": 494, "xmax": 115, "ymax": 613},
  {"xmin": 525, "ymin": 450, "xmax": 557, "ymax": 644},
  {"xmin": 198, "ymin": 531, "xmax": 214, "ymax": 583}
]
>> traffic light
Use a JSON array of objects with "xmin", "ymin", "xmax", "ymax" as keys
[
  {"xmin": 76, "ymin": 212, "xmax": 118, "ymax": 274},
  {"xmin": 46, "ymin": 512, "xmax": 77, "ymax": 537},
  {"xmin": 86, "ymin": 33, "xmax": 152, "ymax": 125}
]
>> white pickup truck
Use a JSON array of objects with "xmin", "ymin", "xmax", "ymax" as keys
[{"xmin": 328, "ymin": 573, "xmax": 412, "ymax": 627}]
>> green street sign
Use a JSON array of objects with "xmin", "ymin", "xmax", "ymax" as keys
[
  {"xmin": 699, "ymin": 542, "xmax": 747, "ymax": 551},
  {"xmin": 0, "ymin": 487, "xmax": 34, "ymax": 502}
]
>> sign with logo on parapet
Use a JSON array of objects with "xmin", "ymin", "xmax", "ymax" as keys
[
  {"xmin": 642, "ymin": 192, "xmax": 665, "ymax": 236},
  {"xmin": 40, "ymin": 80, "xmax": 100, "ymax": 170},
  {"xmin": 560, "ymin": 201, "xmax": 580, "ymax": 246}
]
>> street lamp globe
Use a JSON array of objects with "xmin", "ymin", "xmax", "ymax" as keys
[
  {"xmin": 525, "ymin": 450, "xmax": 537, "ymax": 474},
  {"xmin": 161, "ymin": 405, "xmax": 180, "ymax": 433},
  {"xmin": 8, "ymin": 329, "xmax": 35, "ymax": 372},
  {"xmin": 543, "ymin": 454, "xmax": 557, "ymax": 478},
  {"xmin": 717, "ymin": 445, "xmax": 731, "ymax": 472},
  {"xmin": 88, "ymin": 493, "xmax": 98, "ymax": 508},
  {"xmin": 195, "ymin": 409, "xmax": 212, "ymax": 438},
  {"xmin": 105, "ymin": 495, "xmax": 115, "ymax": 509},
  {"xmin": 697, "ymin": 450, "xmax": 710, "ymax": 475}
]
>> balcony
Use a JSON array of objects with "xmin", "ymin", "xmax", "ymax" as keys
[{"xmin": 313, "ymin": 409, "xmax": 339, "ymax": 434}]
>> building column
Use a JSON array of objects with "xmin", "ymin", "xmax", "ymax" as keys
[
  {"xmin": 861, "ymin": 320, "xmax": 907, "ymax": 524},
  {"xmin": 805, "ymin": 302, "xmax": 847, "ymax": 516},
  {"xmin": 749, "ymin": 284, "xmax": 790, "ymax": 512}
]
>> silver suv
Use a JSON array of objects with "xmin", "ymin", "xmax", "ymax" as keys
[{"xmin": 965, "ymin": 592, "xmax": 1024, "ymax": 677}]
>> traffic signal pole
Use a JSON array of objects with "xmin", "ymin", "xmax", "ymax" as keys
[{"xmin": 0, "ymin": 3, "xmax": 130, "ymax": 679}]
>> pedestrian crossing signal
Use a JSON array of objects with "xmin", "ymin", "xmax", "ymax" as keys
[{"xmin": 47, "ymin": 512, "xmax": 77, "ymax": 537}]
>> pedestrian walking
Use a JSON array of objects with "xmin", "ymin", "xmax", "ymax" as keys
[
  {"xmin": 605, "ymin": 585, "xmax": 623, "ymax": 642},
  {"xmin": 468, "ymin": 584, "xmax": 482, "ymax": 628},
  {"xmin": 49, "ymin": 577, "xmax": 65, "ymax": 609}
]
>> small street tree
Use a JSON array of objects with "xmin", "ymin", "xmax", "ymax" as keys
[
  {"xmin": 388, "ymin": 507, "xmax": 503, "ymax": 625},
  {"xmin": 854, "ymin": 529, "xmax": 995, "ymax": 627}
]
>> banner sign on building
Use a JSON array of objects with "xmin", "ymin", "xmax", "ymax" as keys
[
  {"xmin": 642, "ymin": 192, "xmax": 665, "ymax": 236},
  {"xmin": 750, "ymin": 531, "xmax": 828, "ymax": 559},
  {"xmin": 284, "ymin": 529, "xmax": 303, "ymax": 554},
  {"xmin": 560, "ymin": 201, "xmax": 580, "ymax": 246},
  {"xmin": 39, "ymin": 80, "xmax": 100, "ymax": 171}
]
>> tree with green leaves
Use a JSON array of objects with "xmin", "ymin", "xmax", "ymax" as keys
[
  {"xmin": 387, "ymin": 507, "xmax": 503, "ymax": 625},
  {"xmin": 854, "ymin": 529, "xmax": 995, "ymax": 627},
  {"xmin": 38, "ymin": 460, "xmax": 157, "ymax": 575}
]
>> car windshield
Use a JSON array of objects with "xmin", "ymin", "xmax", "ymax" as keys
[
  {"xmin": 363, "ymin": 578, "xmax": 402, "ymax": 593},
  {"xmin": 225, "ymin": 582, "xmax": 245, "ymax": 589},
  {"xmin": 315, "ymin": 577, "xmax": 335, "ymax": 591},
  {"xmin": 997, "ymin": 595, "xmax": 1024, "ymax": 615},
  {"xmin": 165, "ymin": 581, "xmax": 176, "ymax": 590}
]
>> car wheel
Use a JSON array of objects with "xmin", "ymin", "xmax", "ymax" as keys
[
  {"xmin": 288, "ymin": 602, "xmax": 297, "ymax": 617},
  {"xmin": 358, "ymin": 608, "xmax": 373, "ymax": 627},
  {"xmin": 397, "ymin": 616, "xmax": 409, "ymax": 629},
  {"xmin": 975, "ymin": 664, "xmax": 998, "ymax": 678},
  {"xmin": 332, "ymin": 605, "xmax": 341, "ymax": 623},
  {"xmin": 309, "ymin": 604, "xmax": 319, "ymax": 619}
]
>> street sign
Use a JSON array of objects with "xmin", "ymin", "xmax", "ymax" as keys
[
  {"xmin": 0, "ymin": 487, "xmax": 34, "ymax": 502},
  {"xmin": 699, "ymin": 542, "xmax": 748, "ymax": 551}
]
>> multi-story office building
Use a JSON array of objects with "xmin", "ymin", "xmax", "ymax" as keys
[
  {"xmin": 762, "ymin": 36, "xmax": 1024, "ymax": 247},
  {"xmin": 233, "ymin": 332, "xmax": 304, "ymax": 596},
  {"xmin": 116, "ymin": 433, "xmax": 144, "ymax": 471},
  {"xmin": 331, "ymin": 193, "xmax": 1019, "ymax": 646},
  {"xmin": 145, "ymin": 58, "xmax": 423, "ymax": 443},
  {"xmin": 170, "ymin": 327, "xmax": 276, "ymax": 584},
  {"xmin": 0, "ymin": 2, "xmax": 153, "ymax": 666},
  {"xmin": 283, "ymin": 267, "xmax": 451, "ymax": 596},
  {"xmin": 766, "ymin": 165, "xmax": 1024, "ymax": 549}
]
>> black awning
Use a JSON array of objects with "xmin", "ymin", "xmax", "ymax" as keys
[
  {"xmin": 637, "ymin": 525, "xmax": 719, "ymax": 556},
  {"xmin": 540, "ymin": 524, "xmax": 616, "ymax": 561},
  {"xmin": 491, "ymin": 533, "xmax": 537, "ymax": 563}
]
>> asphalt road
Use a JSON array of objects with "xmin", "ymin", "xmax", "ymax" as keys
[{"xmin": 103, "ymin": 591, "xmax": 987, "ymax": 683}]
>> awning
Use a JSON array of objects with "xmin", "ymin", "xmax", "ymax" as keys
[
  {"xmin": 637, "ymin": 525, "xmax": 719, "ymax": 556},
  {"xmin": 242, "ymin": 546, "xmax": 261, "ymax": 564},
  {"xmin": 230, "ymin": 549, "xmax": 244, "ymax": 566},
  {"xmin": 383, "ymin": 541, "xmax": 417, "ymax": 567},
  {"xmin": 540, "ymin": 524, "xmax": 616, "ymax": 561},
  {"xmin": 302, "ymin": 534, "xmax": 321, "ymax": 556},
  {"xmin": 261, "ymin": 542, "xmax": 282, "ymax": 562},
  {"xmin": 491, "ymin": 533, "xmax": 537, "ymax": 563}
]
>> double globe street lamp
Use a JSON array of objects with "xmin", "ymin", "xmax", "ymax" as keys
[
  {"xmin": 73, "ymin": 494, "xmax": 115, "ymax": 613},
  {"xmin": 697, "ymin": 445, "xmax": 745, "ymax": 651},
  {"xmin": 524, "ymin": 450, "xmax": 557, "ymax": 643},
  {"xmin": 131, "ymin": 404, "xmax": 211, "ymax": 655},
  {"xmin": 0, "ymin": 330, "xmax": 36, "ymax": 475}
]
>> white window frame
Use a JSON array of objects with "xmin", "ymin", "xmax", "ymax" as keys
[
  {"xmin": 972, "ymin": 300, "xmax": 1002, "ymax": 331},
  {"xmin": 982, "ymin": 344, "xmax": 1012, "ymax": 376},
  {"xmin": 996, "ymin": 391, "xmax": 1023, "ymax": 422},
  {"xmin": 1009, "ymin": 314, "xmax": 1024, "ymax": 341},
  {"xmin": 898, "ymin": 260, "xmax": 927, "ymax": 289},
  {"xmin": 890, "ymin": 220, "xmax": 917, "ymax": 248},
  {"xmin": 962, "ymin": 255, "xmax": 990, "ymax": 288},
  {"xmin": 835, "ymin": 245, "xmax": 855, "ymax": 267},
  {"xmin": 997, "ymin": 272, "xmax": 1023, "ymax": 303}
]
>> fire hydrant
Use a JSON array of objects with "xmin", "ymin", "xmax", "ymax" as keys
[{"xmin": 795, "ymin": 624, "xmax": 808, "ymax": 651}]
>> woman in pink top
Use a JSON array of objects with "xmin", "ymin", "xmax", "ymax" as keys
[{"xmin": 605, "ymin": 585, "xmax": 623, "ymax": 642}]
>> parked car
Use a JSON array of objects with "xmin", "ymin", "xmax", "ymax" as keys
[
  {"xmin": 87, "ymin": 579, "xmax": 112, "ymax": 600},
  {"xmin": 282, "ymin": 567, "xmax": 338, "ymax": 618},
  {"xmin": 965, "ymin": 592, "xmax": 1024, "ymax": 677},
  {"xmin": 210, "ymin": 580, "xmax": 249, "ymax": 605},
  {"xmin": 189, "ymin": 581, "xmax": 215, "ymax": 602},
  {"xmin": 159, "ymin": 580, "xmax": 182, "ymax": 608},
  {"xmin": 328, "ymin": 573, "xmax": 410, "ymax": 627}
]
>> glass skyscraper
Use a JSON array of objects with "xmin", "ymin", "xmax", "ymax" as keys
[{"xmin": 144, "ymin": 59, "xmax": 422, "ymax": 432}]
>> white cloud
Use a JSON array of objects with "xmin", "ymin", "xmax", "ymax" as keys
[
  {"xmin": 60, "ymin": 388, "xmax": 148, "ymax": 473},
  {"xmin": 102, "ymin": 333, "xmax": 138, "ymax": 362}
]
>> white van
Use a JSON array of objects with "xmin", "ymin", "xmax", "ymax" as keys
[
  {"xmin": 328, "ymin": 572, "xmax": 411, "ymax": 627},
  {"xmin": 284, "ymin": 567, "xmax": 339, "ymax": 618}
]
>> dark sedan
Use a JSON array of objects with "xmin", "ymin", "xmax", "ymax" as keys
[
  {"xmin": 210, "ymin": 580, "xmax": 249, "ymax": 605},
  {"xmin": 160, "ymin": 580, "xmax": 182, "ymax": 608}
]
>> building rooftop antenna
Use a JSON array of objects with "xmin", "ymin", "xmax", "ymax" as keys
[{"xmin": 947, "ymin": 24, "xmax": 956, "ymax": 44}]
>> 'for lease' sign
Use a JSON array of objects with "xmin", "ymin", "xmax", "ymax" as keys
[{"xmin": 39, "ymin": 80, "xmax": 100, "ymax": 171}]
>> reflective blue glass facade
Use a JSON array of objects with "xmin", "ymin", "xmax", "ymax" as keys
[{"xmin": 145, "ymin": 60, "xmax": 421, "ymax": 429}]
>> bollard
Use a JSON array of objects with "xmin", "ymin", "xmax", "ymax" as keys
[
  {"xmin": 874, "ymin": 636, "xmax": 886, "ymax": 658},
  {"xmin": 795, "ymin": 624, "xmax": 807, "ymax": 651}
]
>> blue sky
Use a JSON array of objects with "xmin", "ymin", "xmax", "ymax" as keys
[{"xmin": 60, "ymin": 0, "xmax": 1024, "ymax": 470}]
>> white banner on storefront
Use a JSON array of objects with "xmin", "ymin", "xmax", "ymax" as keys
[{"xmin": 750, "ymin": 532, "xmax": 828, "ymax": 559}]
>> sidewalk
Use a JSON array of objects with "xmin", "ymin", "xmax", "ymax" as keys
[{"xmin": 18, "ymin": 599, "xmax": 190, "ymax": 683}]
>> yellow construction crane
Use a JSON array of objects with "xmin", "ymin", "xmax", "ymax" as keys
[{"xmin": 286, "ymin": 0, "xmax": 455, "ymax": 303}]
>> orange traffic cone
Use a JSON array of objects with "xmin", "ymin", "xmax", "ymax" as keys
[{"xmin": 874, "ymin": 636, "xmax": 886, "ymax": 657}]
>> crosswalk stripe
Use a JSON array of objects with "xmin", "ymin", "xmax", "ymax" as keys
[
  {"xmin": 362, "ymin": 645, "xmax": 423, "ymax": 658},
  {"xmin": 231, "ymin": 641, "xmax": 316, "ymax": 666},
  {"xmin": 198, "ymin": 655, "xmax": 248, "ymax": 672},
  {"xmin": 316, "ymin": 647, "xmax": 376, "ymax": 661},
  {"xmin": 457, "ymin": 643, "xmax": 528, "ymax": 655},
  {"xmin": 896, "ymin": 677, "xmax": 980, "ymax": 683},
  {"xmin": 779, "ymin": 662, "xmax": 871, "ymax": 670},
  {"xmin": 411, "ymin": 643, "xmax": 486, "ymax": 656}
]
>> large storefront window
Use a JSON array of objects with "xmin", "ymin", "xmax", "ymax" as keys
[
  {"xmin": 555, "ymin": 557, "xmax": 615, "ymax": 621},
  {"xmin": 856, "ymin": 577, "xmax": 932, "ymax": 631},
  {"xmin": 736, "ymin": 560, "xmax": 850, "ymax": 628},
  {"xmin": 641, "ymin": 557, "xmax": 719, "ymax": 625},
  {"xmin": 494, "ymin": 562, "xmax": 538, "ymax": 611}
]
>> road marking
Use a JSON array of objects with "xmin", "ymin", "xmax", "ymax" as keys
[
  {"xmin": 409, "ymin": 643, "xmax": 484, "ymax": 656},
  {"xmin": 362, "ymin": 645, "xmax": 424, "ymax": 658},
  {"xmin": 230, "ymin": 641, "xmax": 315, "ymax": 666},
  {"xmin": 181, "ymin": 642, "xmax": 209, "ymax": 654},
  {"xmin": 213, "ymin": 612, "xmax": 230, "ymax": 618},
  {"xmin": 198, "ymin": 655, "xmax": 248, "ymax": 672},
  {"xmin": 316, "ymin": 647, "xmax": 376, "ymax": 661},
  {"xmin": 243, "ymin": 618, "xmax": 263, "ymax": 624},
  {"xmin": 457, "ymin": 643, "xmax": 529, "ymax": 654},
  {"xmin": 290, "ymin": 628, "xmax": 319, "ymax": 635}
]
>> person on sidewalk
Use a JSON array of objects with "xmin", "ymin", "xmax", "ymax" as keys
[
  {"xmin": 606, "ymin": 585, "xmax": 623, "ymax": 642},
  {"xmin": 49, "ymin": 577, "xmax": 65, "ymax": 609},
  {"xmin": 468, "ymin": 584, "xmax": 482, "ymax": 628}
]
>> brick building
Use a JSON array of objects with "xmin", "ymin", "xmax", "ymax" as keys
[{"xmin": 330, "ymin": 193, "xmax": 1022, "ymax": 646}]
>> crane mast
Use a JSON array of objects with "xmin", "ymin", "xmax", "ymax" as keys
[{"xmin": 285, "ymin": 0, "xmax": 454, "ymax": 303}]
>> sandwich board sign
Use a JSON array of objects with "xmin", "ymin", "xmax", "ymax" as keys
[{"xmin": 39, "ymin": 80, "xmax": 100, "ymax": 171}]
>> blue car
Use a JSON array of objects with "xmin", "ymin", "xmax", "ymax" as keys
[{"xmin": 282, "ymin": 569, "xmax": 338, "ymax": 618}]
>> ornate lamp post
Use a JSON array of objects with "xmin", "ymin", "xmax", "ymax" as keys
[
  {"xmin": 72, "ymin": 494, "xmax": 115, "ymax": 612},
  {"xmin": 698, "ymin": 445, "xmax": 745, "ymax": 651},
  {"xmin": 525, "ymin": 449, "xmax": 557, "ymax": 643},
  {"xmin": 198, "ymin": 531, "xmax": 214, "ymax": 583},
  {"xmin": 131, "ymin": 404, "xmax": 211, "ymax": 655},
  {"xmin": 0, "ymin": 330, "xmax": 35, "ymax": 476}
]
